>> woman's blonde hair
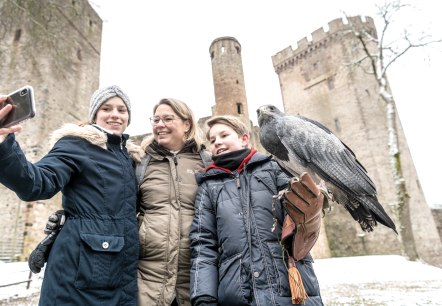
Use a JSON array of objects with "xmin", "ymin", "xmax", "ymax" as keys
[
  {"xmin": 205, "ymin": 115, "xmax": 250, "ymax": 140},
  {"xmin": 142, "ymin": 98, "xmax": 203, "ymax": 150}
]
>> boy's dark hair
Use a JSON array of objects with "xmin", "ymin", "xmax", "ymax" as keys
[{"xmin": 205, "ymin": 115, "xmax": 250, "ymax": 140}]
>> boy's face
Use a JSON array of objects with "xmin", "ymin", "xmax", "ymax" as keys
[{"xmin": 209, "ymin": 123, "xmax": 249, "ymax": 155}]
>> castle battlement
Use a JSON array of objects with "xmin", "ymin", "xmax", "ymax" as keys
[{"xmin": 272, "ymin": 15, "xmax": 375, "ymax": 73}]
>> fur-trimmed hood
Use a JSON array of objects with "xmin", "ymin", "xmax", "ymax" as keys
[
  {"xmin": 126, "ymin": 139, "xmax": 143, "ymax": 163},
  {"xmin": 48, "ymin": 123, "xmax": 143, "ymax": 162},
  {"xmin": 49, "ymin": 124, "xmax": 108, "ymax": 149}
]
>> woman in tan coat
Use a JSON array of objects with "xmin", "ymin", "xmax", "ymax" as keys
[{"xmin": 137, "ymin": 98, "xmax": 211, "ymax": 306}]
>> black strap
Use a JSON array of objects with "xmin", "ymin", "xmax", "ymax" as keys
[{"xmin": 136, "ymin": 155, "xmax": 151, "ymax": 188}]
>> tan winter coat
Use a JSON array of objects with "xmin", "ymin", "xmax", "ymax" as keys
[{"xmin": 136, "ymin": 141, "xmax": 208, "ymax": 306}]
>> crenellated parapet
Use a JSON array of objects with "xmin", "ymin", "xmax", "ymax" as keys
[{"xmin": 272, "ymin": 16, "xmax": 376, "ymax": 74}]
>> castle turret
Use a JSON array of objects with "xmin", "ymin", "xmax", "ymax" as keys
[{"xmin": 209, "ymin": 37, "xmax": 251, "ymax": 130}]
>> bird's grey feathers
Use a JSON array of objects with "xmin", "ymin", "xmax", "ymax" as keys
[{"xmin": 257, "ymin": 104, "xmax": 397, "ymax": 233}]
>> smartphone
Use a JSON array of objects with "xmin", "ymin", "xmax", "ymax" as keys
[{"xmin": 0, "ymin": 85, "xmax": 36, "ymax": 128}]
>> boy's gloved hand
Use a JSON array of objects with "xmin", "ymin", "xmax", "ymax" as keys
[
  {"xmin": 281, "ymin": 172, "xmax": 324, "ymax": 261},
  {"xmin": 28, "ymin": 210, "xmax": 66, "ymax": 273}
]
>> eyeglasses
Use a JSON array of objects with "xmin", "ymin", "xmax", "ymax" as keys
[{"xmin": 150, "ymin": 115, "xmax": 177, "ymax": 126}]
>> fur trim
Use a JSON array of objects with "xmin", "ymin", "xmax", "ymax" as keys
[
  {"xmin": 126, "ymin": 139, "xmax": 144, "ymax": 163},
  {"xmin": 140, "ymin": 135, "xmax": 153, "ymax": 152},
  {"xmin": 48, "ymin": 124, "xmax": 108, "ymax": 150}
]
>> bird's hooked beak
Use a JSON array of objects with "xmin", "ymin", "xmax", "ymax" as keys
[
  {"xmin": 257, "ymin": 105, "xmax": 272, "ymax": 118},
  {"xmin": 257, "ymin": 105, "xmax": 274, "ymax": 127},
  {"xmin": 257, "ymin": 106, "xmax": 270, "ymax": 127},
  {"xmin": 256, "ymin": 107, "xmax": 263, "ymax": 126},
  {"xmin": 256, "ymin": 105, "xmax": 267, "ymax": 117}
]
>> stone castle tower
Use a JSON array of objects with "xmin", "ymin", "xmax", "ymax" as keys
[
  {"xmin": 271, "ymin": 16, "xmax": 442, "ymax": 266},
  {"xmin": 209, "ymin": 37, "xmax": 252, "ymax": 130},
  {"xmin": 0, "ymin": 0, "xmax": 101, "ymax": 261},
  {"xmin": 204, "ymin": 37, "xmax": 263, "ymax": 151}
]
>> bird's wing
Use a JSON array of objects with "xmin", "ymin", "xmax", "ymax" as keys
[{"xmin": 274, "ymin": 115, "xmax": 377, "ymax": 198}]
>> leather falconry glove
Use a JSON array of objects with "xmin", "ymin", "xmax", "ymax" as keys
[
  {"xmin": 281, "ymin": 172, "xmax": 324, "ymax": 261},
  {"xmin": 280, "ymin": 172, "xmax": 324, "ymax": 304},
  {"xmin": 28, "ymin": 210, "xmax": 66, "ymax": 273}
]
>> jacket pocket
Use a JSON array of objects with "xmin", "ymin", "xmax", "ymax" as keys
[
  {"xmin": 218, "ymin": 253, "xmax": 251, "ymax": 305},
  {"xmin": 75, "ymin": 233, "xmax": 125, "ymax": 290}
]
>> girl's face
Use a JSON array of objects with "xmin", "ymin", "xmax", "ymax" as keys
[
  {"xmin": 208, "ymin": 123, "xmax": 249, "ymax": 155},
  {"xmin": 152, "ymin": 104, "xmax": 190, "ymax": 151},
  {"xmin": 94, "ymin": 97, "xmax": 129, "ymax": 135}
]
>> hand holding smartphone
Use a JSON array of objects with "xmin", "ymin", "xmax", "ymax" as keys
[{"xmin": 0, "ymin": 85, "xmax": 36, "ymax": 128}]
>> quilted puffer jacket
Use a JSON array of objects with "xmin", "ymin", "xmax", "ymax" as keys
[{"xmin": 190, "ymin": 151, "xmax": 323, "ymax": 306}]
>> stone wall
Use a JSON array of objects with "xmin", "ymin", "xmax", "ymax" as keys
[
  {"xmin": 0, "ymin": 0, "xmax": 101, "ymax": 261},
  {"xmin": 431, "ymin": 206, "xmax": 442, "ymax": 242}
]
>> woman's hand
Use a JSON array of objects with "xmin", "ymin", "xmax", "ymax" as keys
[{"xmin": 0, "ymin": 96, "xmax": 22, "ymax": 143}]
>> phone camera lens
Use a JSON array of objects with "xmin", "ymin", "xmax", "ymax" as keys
[{"xmin": 20, "ymin": 89, "xmax": 28, "ymax": 96}]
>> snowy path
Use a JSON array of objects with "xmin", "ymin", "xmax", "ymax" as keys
[{"xmin": 1, "ymin": 255, "xmax": 442, "ymax": 305}]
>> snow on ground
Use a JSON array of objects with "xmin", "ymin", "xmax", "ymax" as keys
[
  {"xmin": 314, "ymin": 255, "xmax": 442, "ymax": 305},
  {"xmin": 0, "ymin": 261, "xmax": 42, "ymax": 303},
  {"xmin": 1, "ymin": 255, "xmax": 442, "ymax": 305}
]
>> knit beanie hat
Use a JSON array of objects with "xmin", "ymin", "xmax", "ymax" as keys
[{"xmin": 89, "ymin": 85, "xmax": 131, "ymax": 125}]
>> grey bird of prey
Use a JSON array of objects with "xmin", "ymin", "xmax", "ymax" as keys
[{"xmin": 257, "ymin": 104, "xmax": 397, "ymax": 233}]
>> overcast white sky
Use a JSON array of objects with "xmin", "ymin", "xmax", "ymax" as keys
[{"xmin": 89, "ymin": 0, "xmax": 441, "ymax": 206}]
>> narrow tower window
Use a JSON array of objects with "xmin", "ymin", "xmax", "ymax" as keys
[
  {"xmin": 327, "ymin": 77, "xmax": 335, "ymax": 90},
  {"xmin": 334, "ymin": 118, "xmax": 341, "ymax": 133},
  {"xmin": 14, "ymin": 29, "xmax": 22, "ymax": 42},
  {"xmin": 237, "ymin": 103, "xmax": 243, "ymax": 114}
]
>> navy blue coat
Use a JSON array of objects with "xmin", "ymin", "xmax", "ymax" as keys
[
  {"xmin": 190, "ymin": 152, "xmax": 323, "ymax": 306},
  {"xmin": 0, "ymin": 124, "xmax": 139, "ymax": 306}
]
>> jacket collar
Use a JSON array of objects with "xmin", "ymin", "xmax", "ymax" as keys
[
  {"xmin": 207, "ymin": 148, "xmax": 256, "ymax": 173},
  {"xmin": 197, "ymin": 151, "xmax": 272, "ymax": 183},
  {"xmin": 48, "ymin": 123, "xmax": 128, "ymax": 150}
]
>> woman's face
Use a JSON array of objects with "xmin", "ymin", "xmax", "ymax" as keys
[
  {"xmin": 152, "ymin": 104, "xmax": 190, "ymax": 151},
  {"xmin": 94, "ymin": 97, "xmax": 129, "ymax": 135}
]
